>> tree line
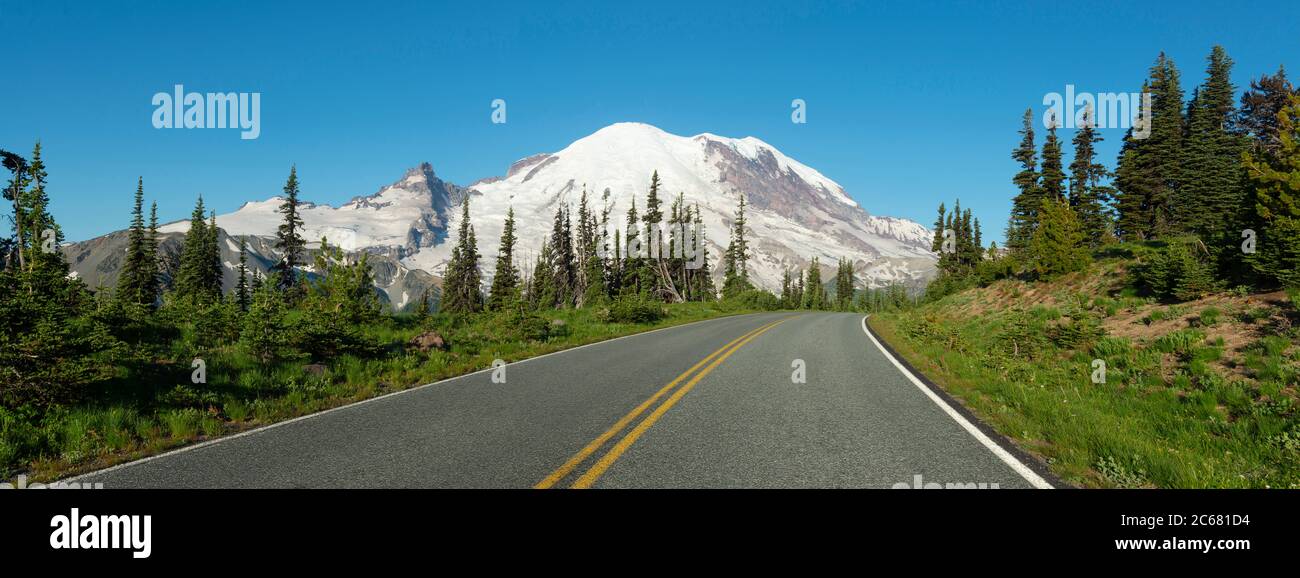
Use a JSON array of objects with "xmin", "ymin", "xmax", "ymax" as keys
[{"xmin": 927, "ymin": 45, "xmax": 1300, "ymax": 300}]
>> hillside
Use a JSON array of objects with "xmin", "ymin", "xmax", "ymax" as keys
[{"xmin": 869, "ymin": 246, "xmax": 1300, "ymax": 488}]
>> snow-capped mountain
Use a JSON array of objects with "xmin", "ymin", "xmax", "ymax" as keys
[
  {"xmin": 67, "ymin": 123, "xmax": 936, "ymax": 305},
  {"xmin": 422, "ymin": 122, "xmax": 936, "ymax": 291}
]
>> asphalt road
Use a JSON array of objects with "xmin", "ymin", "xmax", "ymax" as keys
[{"xmin": 73, "ymin": 312, "xmax": 1046, "ymax": 489}]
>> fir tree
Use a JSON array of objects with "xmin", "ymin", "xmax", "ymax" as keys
[
  {"xmin": 931, "ymin": 202, "xmax": 947, "ymax": 253},
  {"xmin": 117, "ymin": 177, "xmax": 152, "ymax": 307},
  {"xmin": 803, "ymin": 258, "xmax": 824, "ymax": 309},
  {"xmin": 1179, "ymin": 45, "xmax": 1246, "ymax": 240},
  {"xmin": 1114, "ymin": 53, "xmax": 1185, "ymax": 239},
  {"xmin": 235, "ymin": 237, "xmax": 251, "ymax": 312},
  {"xmin": 273, "ymin": 166, "xmax": 306, "ymax": 296},
  {"xmin": 1029, "ymin": 198, "xmax": 1091, "ymax": 279},
  {"xmin": 487, "ymin": 206, "xmax": 520, "ymax": 310},
  {"xmin": 1007, "ymin": 109, "xmax": 1042, "ymax": 252},
  {"xmin": 1238, "ymin": 66, "xmax": 1298, "ymax": 160},
  {"xmin": 173, "ymin": 197, "xmax": 217, "ymax": 303},
  {"xmin": 621, "ymin": 197, "xmax": 640, "ymax": 296},
  {"xmin": 722, "ymin": 195, "xmax": 750, "ymax": 297},
  {"xmin": 441, "ymin": 198, "xmax": 483, "ymax": 315},
  {"xmin": 1243, "ymin": 95, "xmax": 1300, "ymax": 287},
  {"xmin": 143, "ymin": 201, "xmax": 160, "ymax": 304},
  {"xmin": 1069, "ymin": 104, "xmax": 1114, "ymax": 246},
  {"xmin": 1040, "ymin": 112, "xmax": 1066, "ymax": 202}
]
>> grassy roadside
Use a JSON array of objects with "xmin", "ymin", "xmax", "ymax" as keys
[
  {"xmin": 868, "ymin": 263, "xmax": 1300, "ymax": 488},
  {"xmin": 3, "ymin": 301, "xmax": 761, "ymax": 482}
]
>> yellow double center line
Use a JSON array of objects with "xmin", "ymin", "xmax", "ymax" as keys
[{"xmin": 535, "ymin": 316, "xmax": 791, "ymax": 489}]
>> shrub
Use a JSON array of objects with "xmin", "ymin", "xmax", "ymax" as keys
[
  {"xmin": 727, "ymin": 289, "xmax": 781, "ymax": 311},
  {"xmin": 1129, "ymin": 238, "xmax": 1220, "ymax": 302},
  {"xmin": 598, "ymin": 297, "xmax": 664, "ymax": 324}
]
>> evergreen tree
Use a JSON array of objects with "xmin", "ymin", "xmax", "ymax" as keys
[
  {"xmin": 441, "ymin": 198, "xmax": 483, "ymax": 315},
  {"xmin": 1114, "ymin": 53, "xmax": 1185, "ymax": 239},
  {"xmin": 689, "ymin": 204, "xmax": 716, "ymax": 300},
  {"xmin": 530, "ymin": 241, "xmax": 555, "ymax": 310},
  {"xmin": 621, "ymin": 197, "xmax": 640, "ymax": 296},
  {"xmin": 931, "ymin": 202, "xmax": 947, "ymax": 253},
  {"xmin": 173, "ymin": 196, "xmax": 218, "ymax": 303},
  {"xmin": 487, "ymin": 206, "xmax": 520, "ymax": 311},
  {"xmin": 550, "ymin": 205, "xmax": 576, "ymax": 307},
  {"xmin": 780, "ymin": 269, "xmax": 793, "ymax": 309},
  {"xmin": 722, "ymin": 195, "xmax": 751, "ymax": 297},
  {"xmin": 144, "ymin": 201, "xmax": 160, "ymax": 304},
  {"xmin": 803, "ymin": 258, "xmax": 825, "ymax": 309},
  {"xmin": 1069, "ymin": 104, "xmax": 1114, "ymax": 246},
  {"xmin": 22, "ymin": 142, "xmax": 62, "ymax": 273},
  {"xmin": 835, "ymin": 257, "xmax": 854, "ymax": 310},
  {"xmin": 235, "ymin": 237, "xmax": 251, "ymax": 312},
  {"xmin": 1238, "ymin": 66, "xmax": 1298, "ymax": 160},
  {"xmin": 204, "ymin": 211, "xmax": 223, "ymax": 295},
  {"xmin": 117, "ymin": 177, "xmax": 153, "ymax": 307},
  {"xmin": 273, "ymin": 166, "xmax": 306, "ymax": 296},
  {"xmin": 1029, "ymin": 198, "xmax": 1091, "ymax": 278},
  {"xmin": 1243, "ymin": 95, "xmax": 1300, "ymax": 287},
  {"xmin": 1039, "ymin": 112, "xmax": 1066, "ymax": 202},
  {"xmin": 1179, "ymin": 46, "xmax": 1246, "ymax": 240},
  {"xmin": 1007, "ymin": 109, "xmax": 1042, "ymax": 252},
  {"xmin": 240, "ymin": 272, "xmax": 289, "ymax": 364}
]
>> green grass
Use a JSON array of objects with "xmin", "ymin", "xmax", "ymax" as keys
[
  {"xmin": 872, "ymin": 295, "xmax": 1300, "ymax": 488},
  {"xmin": 4, "ymin": 300, "xmax": 761, "ymax": 481}
]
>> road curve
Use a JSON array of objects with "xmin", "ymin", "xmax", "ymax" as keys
[{"xmin": 73, "ymin": 312, "xmax": 1043, "ymax": 489}]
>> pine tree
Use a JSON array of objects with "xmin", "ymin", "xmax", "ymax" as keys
[
  {"xmin": 780, "ymin": 269, "xmax": 793, "ymax": 309},
  {"xmin": 235, "ymin": 237, "xmax": 251, "ymax": 312},
  {"xmin": 117, "ymin": 177, "xmax": 152, "ymax": 307},
  {"xmin": 273, "ymin": 166, "xmax": 306, "ymax": 296},
  {"xmin": 1029, "ymin": 198, "xmax": 1091, "ymax": 279},
  {"xmin": 803, "ymin": 258, "xmax": 824, "ymax": 309},
  {"xmin": 1180, "ymin": 45, "xmax": 1246, "ymax": 240},
  {"xmin": 722, "ymin": 195, "xmax": 750, "ymax": 297},
  {"xmin": 690, "ymin": 204, "xmax": 715, "ymax": 300},
  {"xmin": 931, "ymin": 202, "xmax": 946, "ymax": 253},
  {"xmin": 174, "ymin": 196, "xmax": 215, "ymax": 303},
  {"xmin": 1069, "ymin": 104, "xmax": 1114, "ymax": 247},
  {"xmin": 205, "ymin": 211, "xmax": 223, "ymax": 296},
  {"xmin": 441, "ymin": 198, "xmax": 483, "ymax": 315},
  {"xmin": 487, "ymin": 206, "xmax": 520, "ymax": 310},
  {"xmin": 1238, "ymin": 66, "xmax": 1298, "ymax": 160},
  {"xmin": 1244, "ymin": 95, "xmax": 1300, "ymax": 287},
  {"xmin": 1007, "ymin": 109, "xmax": 1042, "ymax": 252},
  {"xmin": 643, "ymin": 171, "xmax": 664, "ymax": 260},
  {"xmin": 835, "ymin": 257, "xmax": 854, "ymax": 310},
  {"xmin": 621, "ymin": 197, "xmax": 640, "ymax": 296},
  {"xmin": 22, "ymin": 142, "xmax": 62, "ymax": 273},
  {"xmin": 1115, "ymin": 53, "xmax": 1185, "ymax": 239},
  {"xmin": 143, "ymin": 201, "xmax": 160, "ymax": 304},
  {"xmin": 1040, "ymin": 112, "xmax": 1066, "ymax": 202}
]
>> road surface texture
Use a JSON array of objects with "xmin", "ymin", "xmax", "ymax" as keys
[{"xmin": 72, "ymin": 312, "xmax": 1050, "ymax": 489}]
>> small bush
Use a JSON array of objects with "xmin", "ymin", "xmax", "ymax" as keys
[
  {"xmin": 1129, "ymin": 238, "xmax": 1221, "ymax": 302},
  {"xmin": 597, "ymin": 298, "xmax": 664, "ymax": 324}
]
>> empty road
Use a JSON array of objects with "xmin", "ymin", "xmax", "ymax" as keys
[{"xmin": 72, "ymin": 312, "xmax": 1051, "ymax": 489}]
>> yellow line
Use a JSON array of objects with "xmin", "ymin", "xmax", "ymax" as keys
[
  {"xmin": 533, "ymin": 317, "xmax": 787, "ymax": 489},
  {"xmin": 570, "ymin": 316, "xmax": 791, "ymax": 489}
]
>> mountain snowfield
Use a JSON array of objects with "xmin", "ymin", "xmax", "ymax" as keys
[{"xmin": 135, "ymin": 122, "xmax": 936, "ymax": 303}]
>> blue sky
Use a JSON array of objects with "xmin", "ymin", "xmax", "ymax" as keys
[{"xmin": 2, "ymin": 0, "xmax": 1298, "ymax": 242}]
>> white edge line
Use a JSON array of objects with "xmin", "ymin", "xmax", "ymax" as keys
[
  {"xmin": 860, "ymin": 316, "xmax": 1054, "ymax": 489},
  {"xmin": 61, "ymin": 311, "xmax": 773, "ymax": 484}
]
